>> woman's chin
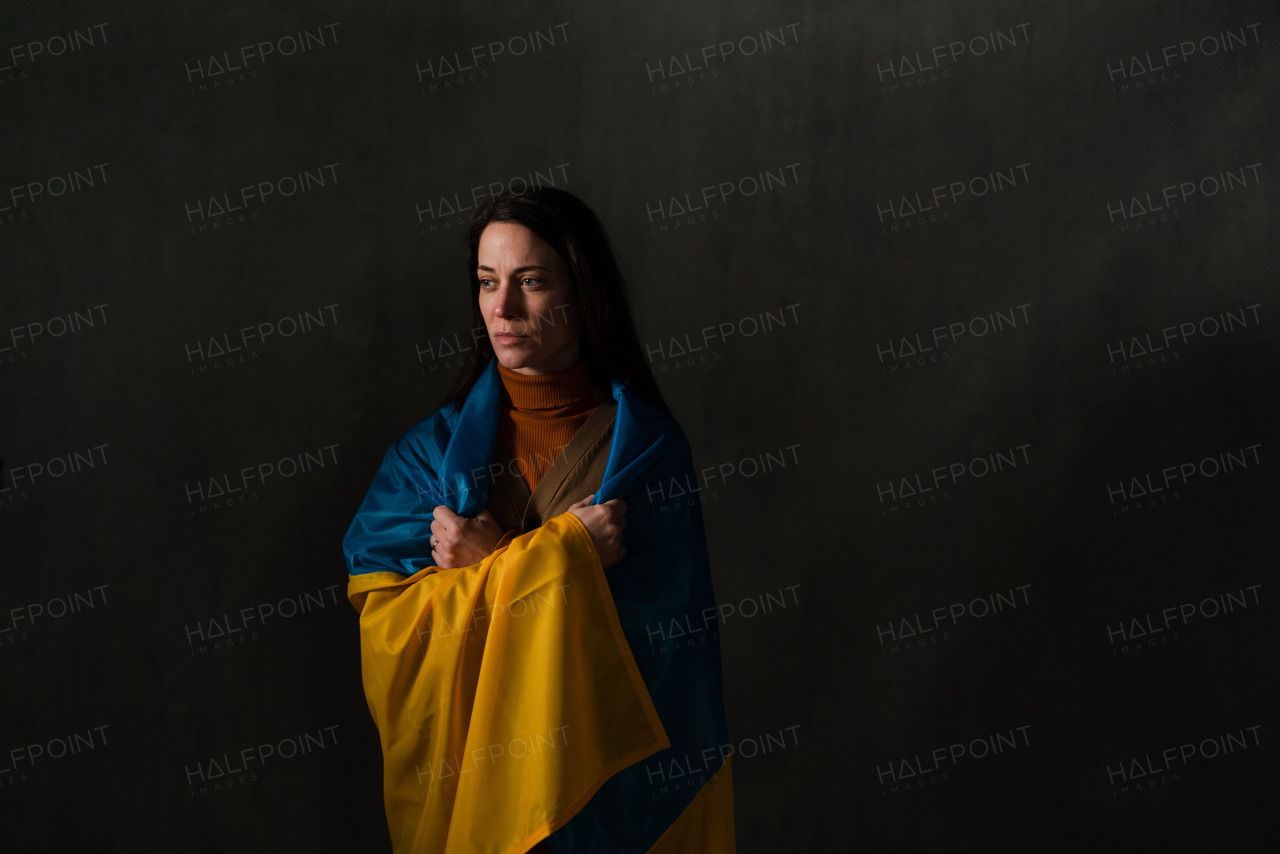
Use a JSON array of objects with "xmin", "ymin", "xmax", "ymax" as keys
[
  {"xmin": 495, "ymin": 353, "xmax": 530, "ymax": 371},
  {"xmin": 492, "ymin": 343, "xmax": 577, "ymax": 375}
]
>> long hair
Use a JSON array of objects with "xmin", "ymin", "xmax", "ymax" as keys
[{"xmin": 441, "ymin": 187, "xmax": 669, "ymax": 413}]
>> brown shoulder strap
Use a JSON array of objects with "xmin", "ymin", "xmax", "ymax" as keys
[{"xmin": 525, "ymin": 401, "xmax": 618, "ymax": 528}]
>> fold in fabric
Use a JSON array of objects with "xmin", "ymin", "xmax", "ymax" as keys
[
  {"xmin": 345, "ymin": 358, "xmax": 734, "ymax": 853},
  {"xmin": 646, "ymin": 756, "xmax": 736, "ymax": 854}
]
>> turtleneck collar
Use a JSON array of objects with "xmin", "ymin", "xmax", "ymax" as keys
[{"xmin": 496, "ymin": 361, "xmax": 602, "ymax": 413}]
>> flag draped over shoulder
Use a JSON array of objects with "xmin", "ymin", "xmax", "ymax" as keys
[{"xmin": 343, "ymin": 359, "xmax": 735, "ymax": 854}]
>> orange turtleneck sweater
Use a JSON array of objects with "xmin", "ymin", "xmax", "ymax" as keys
[{"xmin": 496, "ymin": 361, "xmax": 605, "ymax": 493}]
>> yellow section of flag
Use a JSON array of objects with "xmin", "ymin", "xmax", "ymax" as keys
[{"xmin": 349, "ymin": 511, "xmax": 669, "ymax": 854}]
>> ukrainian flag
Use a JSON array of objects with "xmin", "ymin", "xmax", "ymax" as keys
[{"xmin": 344, "ymin": 360, "xmax": 735, "ymax": 853}]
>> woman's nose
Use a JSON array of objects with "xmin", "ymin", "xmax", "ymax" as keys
[{"xmin": 493, "ymin": 282, "xmax": 523, "ymax": 318}]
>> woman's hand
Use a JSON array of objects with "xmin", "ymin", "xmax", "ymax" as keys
[
  {"xmin": 567, "ymin": 495, "xmax": 628, "ymax": 567},
  {"xmin": 430, "ymin": 507, "xmax": 504, "ymax": 569}
]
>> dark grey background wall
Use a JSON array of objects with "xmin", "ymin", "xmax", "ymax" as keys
[{"xmin": 1, "ymin": 1, "xmax": 1275, "ymax": 851}]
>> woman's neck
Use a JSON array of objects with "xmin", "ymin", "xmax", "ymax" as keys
[{"xmin": 497, "ymin": 361, "xmax": 602, "ymax": 413}]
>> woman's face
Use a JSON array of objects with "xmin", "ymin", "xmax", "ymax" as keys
[{"xmin": 476, "ymin": 221, "xmax": 581, "ymax": 375}]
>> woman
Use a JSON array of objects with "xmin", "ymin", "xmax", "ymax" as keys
[{"xmin": 344, "ymin": 188, "xmax": 734, "ymax": 853}]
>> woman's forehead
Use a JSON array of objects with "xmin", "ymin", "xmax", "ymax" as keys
[{"xmin": 478, "ymin": 222, "xmax": 563, "ymax": 266}]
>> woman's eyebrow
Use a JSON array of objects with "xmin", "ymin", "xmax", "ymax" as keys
[{"xmin": 477, "ymin": 264, "xmax": 553, "ymax": 273}]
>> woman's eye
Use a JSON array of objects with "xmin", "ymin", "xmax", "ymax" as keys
[{"xmin": 522, "ymin": 277, "xmax": 541, "ymax": 287}]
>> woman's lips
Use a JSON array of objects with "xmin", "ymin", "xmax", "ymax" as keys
[{"xmin": 494, "ymin": 333, "xmax": 527, "ymax": 345}]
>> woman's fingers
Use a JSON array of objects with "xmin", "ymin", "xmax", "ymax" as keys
[
  {"xmin": 441, "ymin": 497, "xmax": 625, "ymax": 566},
  {"xmin": 566, "ymin": 498, "xmax": 630, "ymax": 568},
  {"xmin": 430, "ymin": 507, "xmax": 507, "ymax": 569}
]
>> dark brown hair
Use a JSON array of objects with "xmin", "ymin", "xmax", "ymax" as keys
[{"xmin": 442, "ymin": 187, "xmax": 669, "ymax": 413}]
